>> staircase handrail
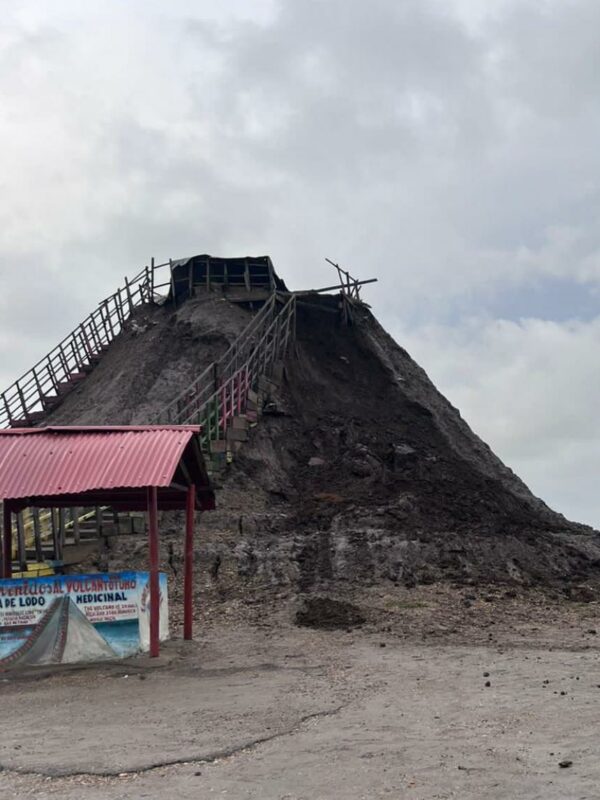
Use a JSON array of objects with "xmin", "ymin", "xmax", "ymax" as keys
[
  {"xmin": 0, "ymin": 261, "xmax": 172, "ymax": 428},
  {"xmin": 4, "ymin": 294, "xmax": 297, "ymax": 566},
  {"xmin": 164, "ymin": 294, "xmax": 297, "ymax": 429},
  {"xmin": 155, "ymin": 292, "xmax": 280, "ymax": 424}
]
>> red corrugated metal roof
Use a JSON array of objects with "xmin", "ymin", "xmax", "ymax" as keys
[{"xmin": 0, "ymin": 426, "xmax": 208, "ymax": 503}]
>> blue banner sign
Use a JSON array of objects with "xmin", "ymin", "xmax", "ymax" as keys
[{"xmin": 0, "ymin": 571, "xmax": 168, "ymax": 669}]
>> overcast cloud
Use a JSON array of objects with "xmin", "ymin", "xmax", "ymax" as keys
[{"xmin": 1, "ymin": 0, "xmax": 600, "ymax": 525}]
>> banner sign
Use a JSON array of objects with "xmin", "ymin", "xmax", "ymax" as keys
[{"xmin": 0, "ymin": 571, "xmax": 168, "ymax": 669}]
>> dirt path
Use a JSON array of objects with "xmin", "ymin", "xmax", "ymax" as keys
[{"xmin": 2, "ymin": 601, "xmax": 600, "ymax": 799}]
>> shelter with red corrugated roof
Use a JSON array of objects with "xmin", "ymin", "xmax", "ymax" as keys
[{"xmin": 0, "ymin": 425, "xmax": 215, "ymax": 657}]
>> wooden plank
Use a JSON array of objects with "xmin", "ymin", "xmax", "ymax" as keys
[
  {"xmin": 292, "ymin": 278, "xmax": 377, "ymax": 295},
  {"xmin": 32, "ymin": 508, "xmax": 43, "ymax": 562},
  {"xmin": 79, "ymin": 326, "xmax": 93, "ymax": 361},
  {"xmin": 114, "ymin": 290, "xmax": 125, "ymax": 326},
  {"xmin": 57, "ymin": 345, "xmax": 70, "ymax": 377},
  {"xmin": 31, "ymin": 366, "xmax": 43, "ymax": 398},
  {"xmin": 104, "ymin": 299, "xmax": 116, "ymax": 337},
  {"xmin": 16, "ymin": 384, "xmax": 30, "ymax": 422},
  {"xmin": 51, "ymin": 508, "xmax": 61, "ymax": 560},
  {"xmin": 58, "ymin": 508, "xmax": 66, "ymax": 555},
  {"xmin": 87, "ymin": 314, "xmax": 102, "ymax": 351},
  {"xmin": 70, "ymin": 337, "xmax": 82, "ymax": 369},
  {"xmin": 16, "ymin": 512, "xmax": 26, "ymax": 571},
  {"xmin": 124, "ymin": 276, "xmax": 134, "ymax": 314},
  {"xmin": 98, "ymin": 304, "xmax": 111, "ymax": 341},
  {"xmin": 72, "ymin": 507, "xmax": 80, "ymax": 544},
  {"xmin": 46, "ymin": 359, "xmax": 59, "ymax": 394}
]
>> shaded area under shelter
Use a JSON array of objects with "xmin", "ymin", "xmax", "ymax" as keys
[{"xmin": 0, "ymin": 425, "xmax": 215, "ymax": 655}]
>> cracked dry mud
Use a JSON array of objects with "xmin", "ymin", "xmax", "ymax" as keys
[{"xmin": 3, "ymin": 589, "xmax": 600, "ymax": 800}]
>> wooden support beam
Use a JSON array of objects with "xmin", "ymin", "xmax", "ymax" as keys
[
  {"xmin": 32, "ymin": 508, "xmax": 43, "ymax": 561},
  {"xmin": 94, "ymin": 506, "xmax": 102, "ymax": 539},
  {"xmin": 72, "ymin": 507, "xmax": 80, "ymax": 544},
  {"xmin": 114, "ymin": 291, "xmax": 125, "ymax": 327},
  {"xmin": 292, "ymin": 278, "xmax": 378, "ymax": 295},
  {"xmin": 56, "ymin": 508, "xmax": 65, "ymax": 560},
  {"xmin": 103, "ymin": 300, "xmax": 115, "ymax": 338},
  {"xmin": 16, "ymin": 384, "xmax": 29, "ymax": 422},
  {"xmin": 124, "ymin": 276, "xmax": 134, "ymax": 314},
  {"xmin": 16, "ymin": 512, "xmax": 26, "ymax": 572}
]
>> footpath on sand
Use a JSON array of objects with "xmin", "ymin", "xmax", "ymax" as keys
[{"xmin": 2, "ymin": 591, "xmax": 600, "ymax": 800}]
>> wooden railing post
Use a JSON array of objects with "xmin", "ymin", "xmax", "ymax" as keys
[
  {"xmin": 58, "ymin": 509, "xmax": 66, "ymax": 559},
  {"xmin": 124, "ymin": 276, "xmax": 134, "ymax": 314},
  {"xmin": 32, "ymin": 508, "xmax": 43, "ymax": 562},
  {"xmin": 114, "ymin": 291, "xmax": 125, "ymax": 327},
  {"xmin": 72, "ymin": 507, "xmax": 80, "ymax": 544},
  {"xmin": 16, "ymin": 512, "xmax": 26, "ymax": 572},
  {"xmin": 16, "ymin": 384, "xmax": 29, "ymax": 422},
  {"xmin": 98, "ymin": 304, "xmax": 111, "ymax": 342}
]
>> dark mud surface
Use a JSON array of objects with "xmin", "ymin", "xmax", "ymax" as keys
[{"xmin": 295, "ymin": 595, "xmax": 366, "ymax": 629}]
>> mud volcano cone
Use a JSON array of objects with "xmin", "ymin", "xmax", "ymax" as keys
[{"xmin": 43, "ymin": 288, "xmax": 600, "ymax": 590}]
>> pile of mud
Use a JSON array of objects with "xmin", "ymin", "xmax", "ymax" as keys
[{"xmin": 46, "ymin": 291, "xmax": 600, "ymax": 591}]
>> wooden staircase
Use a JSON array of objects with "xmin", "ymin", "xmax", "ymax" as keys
[
  {"xmin": 0, "ymin": 254, "xmax": 290, "ymax": 429},
  {"xmin": 4, "ymin": 504, "xmax": 147, "ymax": 575},
  {"xmin": 2, "ymin": 280, "xmax": 297, "ymax": 573},
  {"xmin": 0, "ymin": 263, "xmax": 170, "ymax": 428},
  {"xmin": 203, "ymin": 371, "xmax": 283, "ymax": 482}
]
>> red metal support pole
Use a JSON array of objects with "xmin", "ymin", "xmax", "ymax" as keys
[
  {"xmin": 2, "ymin": 501, "xmax": 12, "ymax": 579},
  {"xmin": 147, "ymin": 486, "xmax": 160, "ymax": 657},
  {"xmin": 183, "ymin": 484, "xmax": 196, "ymax": 641}
]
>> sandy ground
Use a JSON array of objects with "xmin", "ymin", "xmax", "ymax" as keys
[{"xmin": 2, "ymin": 588, "xmax": 600, "ymax": 799}]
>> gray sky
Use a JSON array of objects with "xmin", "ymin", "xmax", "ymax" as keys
[{"xmin": 2, "ymin": 0, "xmax": 600, "ymax": 525}]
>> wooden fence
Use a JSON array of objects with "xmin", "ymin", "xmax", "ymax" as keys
[
  {"xmin": 153, "ymin": 293, "xmax": 297, "ymax": 448},
  {"xmin": 0, "ymin": 260, "xmax": 172, "ymax": 428}
]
